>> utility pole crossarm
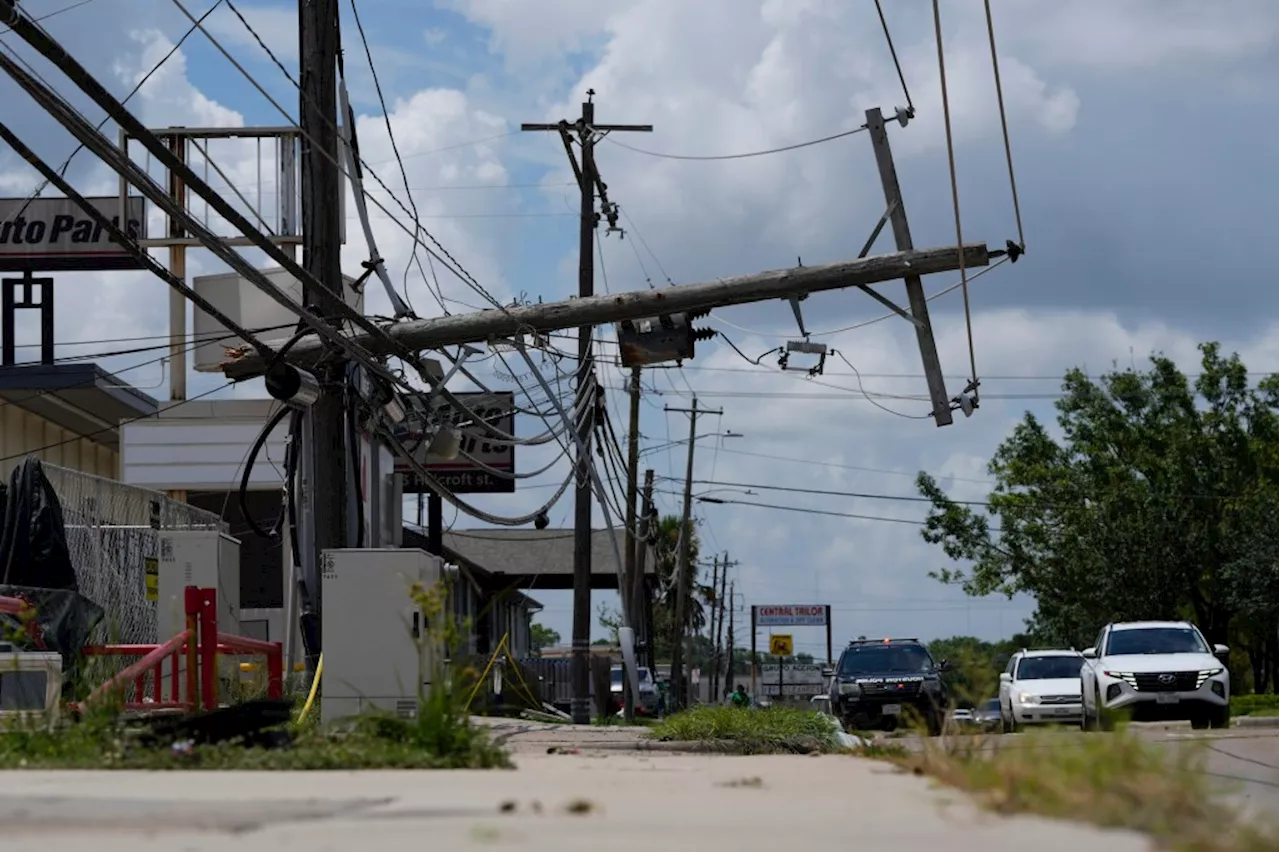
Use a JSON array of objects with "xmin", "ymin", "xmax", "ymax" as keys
[{"xmin": 224, "ymin": 243, "xmax": 990, "ymax": 378}]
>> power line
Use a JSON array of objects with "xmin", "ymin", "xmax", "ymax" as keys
[
  {"xmin": 873, "ymin": 0, "xmax": 913, "ymax": 116},
  {"xmin": 602, "ymin": 125, "xmax": 869, "ymax": 162},
  {"xmin": 696, "ymin": 496, "xmax": 940, "ymax": 527}
]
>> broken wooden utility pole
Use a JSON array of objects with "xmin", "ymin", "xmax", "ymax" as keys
[
  {"xmin": 222, "ymin": 244, "xmax": 991, "ymax": 379},
  {"xmin": 521, "ymin": 91, "xmax": 653, "ymax": 726},
  {"xmin": 297, "ymin": 0, "xmax": 347, "ymax": 673},
  {"xmin": 864, "ymin": 107, "xmax": 953, "ymax": 426}
]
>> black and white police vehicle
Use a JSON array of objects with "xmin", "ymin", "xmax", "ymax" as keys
[{"xmin": 824, "ymin": 638, "xmax": 951, "ymax": 735}]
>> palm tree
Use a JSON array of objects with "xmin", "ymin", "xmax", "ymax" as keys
[{"xmin": 649, "ymin": 515, "xmax": 710, "ymax": 651}]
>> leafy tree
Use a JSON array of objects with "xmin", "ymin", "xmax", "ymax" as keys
[
  {"xmin": 529, "ymin": 623, "xmax": 560, "ymax": 656},
  {"xmin": 916, "ymin": 343, "xmax": 1278, "ymax": 691},
  {"xmin": 598, "ymin": 514, "xmax": 711, "ymax": 661}
]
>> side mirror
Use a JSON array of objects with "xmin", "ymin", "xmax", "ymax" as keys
[
  {"xmin": 821, "ymin": 668, "xmax": 834, "ymax": 679},
  {"xmin": 999, "ymin": 672, "xmax": 1011, "ymax": 683},
  {"xmin": 1081, "ymin": 647, "xmax": 1097, "ymax": 659},
  {"xmin": 1213, "ymin": 644, "xmax": 1229, "ymax": 657},
  {"xmin": 937, "ymin": 659, "xmax": 952, "ymax": 673}
]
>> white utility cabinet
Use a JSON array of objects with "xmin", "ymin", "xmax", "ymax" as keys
[
  {"xmin": 320, "ymin": 548, "xmax": 443, "ymax": 724},
  {"xmin": 156, "ymin": 530, "xmax": 241, "ymax": 643}
]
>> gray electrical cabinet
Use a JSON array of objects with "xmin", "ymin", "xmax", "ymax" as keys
[{"xmin": 320, "ymin": 548, "xmax": 443, "ymax": 724}]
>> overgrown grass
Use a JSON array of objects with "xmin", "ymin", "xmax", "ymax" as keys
[
  {"xmin": 647, "ymin": 705, "xmax": 841, "ymax": 754},
  {"xmin": 1230, "ymin": 693, "xmax": 1278, "ymax": 717},
  {"xmin": 868, "ymin": 725, "xmax": 1275, "ymax": 852},
  {"xmin": 0, "ymin": 577, "xmax": 510, "ymax": 771}
]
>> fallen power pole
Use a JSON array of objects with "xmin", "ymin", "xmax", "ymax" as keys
[
  {"xmin": 522, "ymin": 91, "xmax": 652, "ymax": 726},
  {"xmin": 224, "ymin": 243, "xmax": 991, "ymax": 379}
]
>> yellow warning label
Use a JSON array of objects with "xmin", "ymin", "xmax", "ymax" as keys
[
  {"xmin": 769, "ymin": 634, "xmax": 793, "ymax": 656},
  {"xmin": 144, "ymin": 556, "xmax": 159, "ymax": 602}
]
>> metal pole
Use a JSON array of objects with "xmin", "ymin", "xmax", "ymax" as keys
[{"xmin": 622, "ymin": 366, "xmax": 642, "ymax": 721}]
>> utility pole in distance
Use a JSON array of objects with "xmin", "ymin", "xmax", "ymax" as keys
[
  {"xmin": 665, "ymin": 397, "xmax": 722, "ymax": 709},
  {"xmin": 632, "ymin": 468, "xmax": 656, "ymax": 672},
  {"xmin": 522, "ymin": 93, "xmax": 652, "ymax": 726},
  {"xmin": 621, "ymin": 367, "xmax": 642, "ymax": 721},
  {"xmin": 298, "ymin": 0, "xmax": 346, "ymax": 672}
]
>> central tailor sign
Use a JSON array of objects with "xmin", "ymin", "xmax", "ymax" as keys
[{"xmin": 754, "ymin": 605, "xmax": 829, "ymax": 627}]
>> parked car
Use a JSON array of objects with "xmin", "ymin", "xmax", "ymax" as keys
[
  {"xmin": 971, "ymin": 698, "xmax": 1001, "ymax": 730},
  {"xmin": 1080, "ymin": 621, "xmax": 1230, "ymax": 730},
  {"xmin": 999, "ymin": 649, "xmax": 1085, "ymax": 732},
  {"xmin": 609, "ymin": 664, "xmax": 660, "ymax": 715},
  {"xmin": 950, "ymin": 707, "xmax": 974, "ymax": 726}
]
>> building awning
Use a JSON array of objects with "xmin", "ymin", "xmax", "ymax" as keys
[
  {"xmin": 0, "ymin": 362, "xmax": 157, "ymax": 450},
  {"xmin": 401, "ymin": 526, "xmax": 654, "ymax": 592}
]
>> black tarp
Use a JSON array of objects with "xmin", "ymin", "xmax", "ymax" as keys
[{"xmin": 0, "ymin": 457, "xmax": 78, "ymax": 590}]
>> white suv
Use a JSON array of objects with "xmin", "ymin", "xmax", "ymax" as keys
[
  {"xmin": 1080, "ymin": 621, "xmax": 1230, "ymax": 730},
  {"xmin": 999, "ymin": 649, "xmax": 1085, "ymax": 732}
]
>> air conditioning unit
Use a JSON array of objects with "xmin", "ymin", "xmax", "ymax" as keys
[
  {"xmin": 156, "ymin": 530, "xmax": 241, "ymax": 646},
  {"xmin": 0, "ymin": 643, "xmax": 62, "ymax": 724},
  {"xmin": 320, "ymin": 548, "xmax": 443, "ymax": 725}
]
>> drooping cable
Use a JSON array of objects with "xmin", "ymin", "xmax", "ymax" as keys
[
  {"xmin": 931, "ymin": 0, "xmax": 979, "ymax": 398},
  {"xmin": 983, "ymin": 0, "xmax": 1026, "ymax": 251},
  {"xmin": 239, "ymin": 404, "xmax": 293, "ymax": 539}
]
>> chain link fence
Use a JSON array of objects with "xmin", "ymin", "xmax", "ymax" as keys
[{"xmin": 43, "ymin": 464, "xmax": 227, "ymax": 645}]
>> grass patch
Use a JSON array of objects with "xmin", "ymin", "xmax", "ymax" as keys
[
  {"xmin": 874, "ymin": 727, "xmax": 1275, "ymax": 852},
  {"xmin": 0, "ymin": 708, "xmax": 511, "ymax": 770},
  {"xmin": 1230, "ymin": 693, "xmax": 1278, "ymax": 717},
  {"xmin": 647, "ymin": 705, "xmax": 840, "ymax": 754}
]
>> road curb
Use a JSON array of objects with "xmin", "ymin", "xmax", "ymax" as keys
[
  {"xmin": 541, "ymin": 739, "xmax": 837, "ymax": 755},
  {"xmin": 1232, "ymin": 716, "xmax": 1278, "ymax": 728}
]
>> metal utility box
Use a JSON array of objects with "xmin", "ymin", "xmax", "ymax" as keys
[
  {"xmin": 320, "ymin": 548, "xmax": 443, "ymax": 724},
  {"xmin": 156, "ymin": 530, "xmax": 241, "ymax": 643}
]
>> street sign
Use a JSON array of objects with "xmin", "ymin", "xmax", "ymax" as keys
[
  {"xmin": 768, "ymin": 634, "xmax": 793, "ymax": 656},
  {"xmin": 755, "ymin": 605, "xmax": 828, "ymax": 627},
  {"xmin": 759, "ymin": 662, "xmax": 825, "ymax": 697},
  {"xmin": 0, "ymin": 195, "xmax": 146, "ymax": 272},
  {"xmin": 396, "ymin": 391, "xmax": 516, "ymax": 494}
]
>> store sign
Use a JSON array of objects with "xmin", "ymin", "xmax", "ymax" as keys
[
  {"xmin": 395, "ymin": 391, "xmax": 516, "ymax": 494},
  {"xmin": 0, "ymin": 196, "xmax": 146, "ymax": 272},
  {"xmin": 754, "ymin": 604, "xmax": 828, "ymax": 627}
]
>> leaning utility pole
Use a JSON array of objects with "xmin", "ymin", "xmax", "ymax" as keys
[
  {"xmin": 666, "ymin": 397, "xmax": 721, "ymax": 709},
  {"xmin": 865, "ymin": 107, "xmax": 953, "ymax": 426},
  {"xmin": 298, "ymin": 0, "xmax": 347, "ymax": 669},
  {"xmin": 522, "ymin": 92, "xmax": 653, "ymax": 725}
]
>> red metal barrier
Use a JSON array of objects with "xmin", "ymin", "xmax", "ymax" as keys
[{"xmin": 74, "ymin": 585, "xmax": 283, "ymax": 713}]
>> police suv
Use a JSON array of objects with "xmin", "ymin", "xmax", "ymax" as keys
[{"xmin": 824, "ymin": 638, "xmax": 951, "ymax": 735}]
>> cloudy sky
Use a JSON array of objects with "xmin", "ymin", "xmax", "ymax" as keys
[{"xmin": 2, "ymin": 0, "xmax": 1276, "ymax": 656}]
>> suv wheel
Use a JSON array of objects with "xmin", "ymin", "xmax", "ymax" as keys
[{"xmin": 1209, "ymin": 705, "xmax": 1231, "ymax": 730}]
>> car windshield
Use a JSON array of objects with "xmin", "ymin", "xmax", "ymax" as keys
[
  {"xmin": 838, "ymin": 644, "xmax": 935, "ymax": 675},
  {"xmin": 1105, "ymin": 627, "xmax": 1209, "ymax": 656},
  {"xmin": 610, "ymin": 668, "xmax": 653, "ymax": 685},
  {"xmin": 1016, "ymin": 655, "xmax": 1084, "ymax": 680}
]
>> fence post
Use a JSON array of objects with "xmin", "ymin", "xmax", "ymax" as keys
[
  {"xmin": 199, "ymin": 587, "xmax": 218, "ymax": 711},
  {"xmin": 184, "ymin": 585, "xmax": 200, "ymax": 709},
  {"xmin": 267, "ymin": 642, "xmax": 284, "ymax": 700}
]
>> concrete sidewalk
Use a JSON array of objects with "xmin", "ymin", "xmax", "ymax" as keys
[{"xmin": 0, "ymin": 753, "xmax": 1151, "ymax": 851}]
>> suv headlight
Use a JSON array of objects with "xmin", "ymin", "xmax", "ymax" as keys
[
  {"xmin": 838, "ymin": 682, "xmax": 861, "ymax": 696},
  {"xmin": 1016, "ymin": 692, "xmax": 1039, "ymax": 706},
  {"xmin": 1196, "ymin": 669, "xmax": 1223, "ymax": 688}
]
